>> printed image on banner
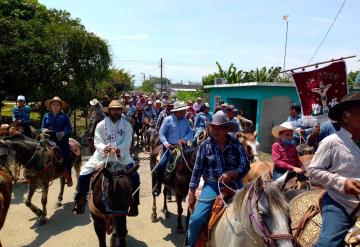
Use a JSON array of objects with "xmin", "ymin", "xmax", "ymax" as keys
[{"xmin": 292, "ymin": 61, "xmax": 348, "ymax": 124}]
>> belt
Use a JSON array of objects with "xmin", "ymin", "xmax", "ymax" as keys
[{"xmin": 205, "ymin": 177, "xmax": 218, "ymax": 183}]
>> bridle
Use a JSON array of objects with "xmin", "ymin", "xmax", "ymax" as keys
[{"xmin": 246, "ymin": 182, "xmax": 293, "ymax": 246}]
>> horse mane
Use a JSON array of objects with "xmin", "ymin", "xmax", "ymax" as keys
[
  {"xmin": 3, "ymin": 133, "xmax": 35, "ymax": 142},
  {"xmin": 233, "ymin": 176, "xmax": 288, "ymax": 215}
]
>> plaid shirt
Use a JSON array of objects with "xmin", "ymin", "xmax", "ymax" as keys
[
  {"xmin": 12, "ymin": 105, "xmax": 31, "ymax": 124},
  {"xmin": 156, "ymin": 109, "xmax": 171, "ymax": 130},
  {"xmin": 189, "ymin": 135, "xmax": 250, "ymax": 189},
  {"xmin": 142, "ymin": 107, "xmax": 157, "ymax": 122}
]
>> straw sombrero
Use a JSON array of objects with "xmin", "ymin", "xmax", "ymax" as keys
[
  {"xmin": 45, "ymin": 96, "xmax": 68, "ymax": 110},
  {"xmin": 103, "ymin": 100, "xmax": 124, "ymax": 113},
  {"xmin": 271, "ymin": 122, "xmax": 294, "ymax": 139}
]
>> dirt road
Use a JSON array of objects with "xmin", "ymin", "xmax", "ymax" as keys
[{"xmin": 0, "ymin": 149, "xmax": 187, "ymax": 247}]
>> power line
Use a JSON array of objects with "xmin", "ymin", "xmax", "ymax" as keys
[{"xmin": 307, "ymin": 0, "xmax": 347, "ymax": 64}]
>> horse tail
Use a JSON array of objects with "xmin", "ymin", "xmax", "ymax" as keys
[{"xmin": 0, "ymin": 173, "xmax": 12, "ymax": 230}]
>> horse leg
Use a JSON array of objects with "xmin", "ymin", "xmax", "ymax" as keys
[
  {"xmin": 33, "ymin": 182, "xmax": 49, "ymax": 227},
  {"xmin": 161, "ymin": 187, "xmax": 169, "ymax": 218},
  {"xmin": 176, "ymin": 193, "xmax": 184, "ymax": 233},
  {"xmin": 55, "ymin": 177, "xmax": 65, "ymax": 208},
  {"xmin": 111, "ymin": 216, "xmax": 127, "ymax": 247},
  {"xmin": 93, "ymin": 215, "xmax": 107, "ymax": 247},
  {"xmin": 24, "ymin": 183, "xmax": 42, "ymax": 218},
  {"xmin": 184, "ymin": 207, "xmax": 191, "ymax": 246}
]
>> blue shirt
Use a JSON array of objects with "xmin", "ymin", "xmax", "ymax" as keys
[
  {"xmin": 194, "ymin": 112, "xmax": 213, "ymax": 129},
  {"xmin": 12, "ymin": 105, "xmax": 31, "ymax": 124},
  {"xmin": 159, "ymin": 115, "xmax": 193, "ymax": 146},
  {"xmin": 41, "ymin": 111, "xmax": 72, "ymax": 138},
  {"xmin": 142, "ymin": 107, "xmax": 157, "ymax": 122},
  {"xmin": 126, "ymin": 105, "xmax": 136, "ymax": 120},
  {"xmin": 189, "ymin": 135, "xmax": 250, "ymax": 189}
]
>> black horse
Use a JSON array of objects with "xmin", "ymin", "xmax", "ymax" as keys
[{"xmin": 88, "ymin": 161, "xmax": 139, "ymax": 247}]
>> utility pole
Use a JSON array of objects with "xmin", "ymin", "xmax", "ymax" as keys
[
  {"xmin": 282, "ymin": 15, "xmax": 289, "ymax": 70},
  {"xmin": 160, "ymin": 58, "xmax": 163, "ymax": 93}
]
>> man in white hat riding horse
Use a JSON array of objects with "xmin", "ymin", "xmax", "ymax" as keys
[
  {"xmin": 152, "ymin": 101, "xmax": 193, "ymax": 196},
  {"xmin": 74, "ymin": 100, "xmax": 140, "ymax": 216},
  {"xmin": 309, "ymin": 92, "xmax": 360, "ymax": 246}
]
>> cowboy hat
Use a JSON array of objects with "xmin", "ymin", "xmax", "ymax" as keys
[
  {"xmin": 328, "ymin": 92, "xmax": 360, "ymax": 122},
  {"xmin": 17, "ymin": 95, "xmax": 25, "ymax": 102},
  {"xmin": 103, "ymin": 100, "xmax": 124, "ymax": 113},
  {"xmin": 45, "ymin": 96, "xmax": 68, "ymax": 110},
  {"xmin": 271, "ymin": 122, "xmax": 294, "ymax": 139},
  {"xmin": 89, "ymin": 98, "xmax": 100, "ymax": 106},
  {"xmin": 208, "ymin": 111, "xmax": 239, "ymax": 133},
  {"xmin": 171, "ymin": 101, "xmax": 190, "ymax": 112}
]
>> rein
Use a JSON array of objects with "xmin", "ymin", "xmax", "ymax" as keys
[
  {"xmin": 179, "ymin": 146, "xmax": 193, "ymax": 172},
  {"xmin": 26, "ymin": 143, "xmax": 41, "ymax": 165},
  {"xmin": 246, "ymin": 183, "xmax": 293, "ymax": 246}
]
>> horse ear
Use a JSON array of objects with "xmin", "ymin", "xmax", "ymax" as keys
[
  {"xmin": 254, "ymin": 176, "xmax": 264, "ymax": 193},
  {"xmin": 273, "ymin": 171, "xmax": 297, "ymax": 191},
  {"xmin": 126, "ymin": 164, "xmax": 140, "ymax": 175},
  {"xmin": 253, "ymin": 130, "xmax": 258, "ymax": 139}
]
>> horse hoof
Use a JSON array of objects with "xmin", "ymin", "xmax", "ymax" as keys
[
  {"xmin": 161, "ymin": 209, "xmax": 170, "ymax": 218},
  {"xmin": 30, "ymin": 217, "xmax": 47, "ymax": 229},
  {"xmin": 151, "ymin": 214, "xmax": 158, "ymax": 222}
]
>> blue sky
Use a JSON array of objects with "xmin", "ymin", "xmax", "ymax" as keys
[{"xmin": 39, "ymin": 0, "xmax": 360, "ymax": 86}]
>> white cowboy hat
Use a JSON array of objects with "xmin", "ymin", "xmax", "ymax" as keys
[
  {"xmin": 271, "ymin": 122, "xmax": 294, "ymax": 139},
  {"xmin": 208, "ymin": 111, "xmax": 239, "ymax": 133},
  {"xmin": 171, "ymin": 101, "xmax": 190, "ymax": 112},
  {"xmin": 45, "ymin": 96, "xmax": 68, "ymax": 110},
  {"xmin": 89, "ymin": 98, "xmax": 100, "ymax": 106}
]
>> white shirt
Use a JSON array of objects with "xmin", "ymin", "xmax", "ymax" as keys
[
  {"xmin": 308, "ymin": 128, "xmax": 360, "ymax": 217},
  {"xmin": 193, "ymin": 102, "xmax": 202, "ymax": 112},
  {"xmin": 80, "ymin": 116, "xmax": 134, "ymax": 175}
]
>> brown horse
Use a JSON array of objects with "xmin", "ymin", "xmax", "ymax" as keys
[
  {"xmin": 89, "ymin": 161, "xmax": 139, "ymax": 247},
  {"xmin": 0, "ymin": 134, "xmax": 82, "ymax": 227},
  {"xmin": 0, "ymin": 156, "xmax": 13, "ymax": 247}
]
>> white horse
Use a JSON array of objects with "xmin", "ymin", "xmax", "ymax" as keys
[{"xmin": 210, "ymin": 174, "xmax": 293, "ymax": 247}]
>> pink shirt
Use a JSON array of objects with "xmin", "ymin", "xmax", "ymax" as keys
[{"xmin": 272, "ymin": 140, "xmax": 301, "ymax": 171}]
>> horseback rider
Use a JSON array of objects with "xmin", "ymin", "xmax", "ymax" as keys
[
  {"xmin": 87, "ymin": 99, "xmax": 106, "ymax": 154},
  {"xmin": 154, "ymin": 99, "xmax": 163, "ymax": 124},
  {"xmin": 224, "ymin": 105, "xmax": 242, "ymax": 137},
  {"xmin": 187, "ymin": 110, "xmax": 250, "ymax": 247},
  {"xmin": 271, "ymin": 122, "xmax": 306, "ymax": 180},
  {"xmin": 192, "ymin": 103, "xmax": 212, "ymax": 145},
  {"xmin": 12, "ymin": 95, "xmax": 32, "ymax": 137},
  {"xmin": 152, "ymin": 101, "xmax": 193, "ymax": 196},
  {"xmin": 286, "ymin": 104, "xmax": 313, "ymax": 145},
  {"xmin": 74, "ymin": 100, "xmax": 140, "ymax": 216},
  {"xmin": 156, "ymin": 100, "xmax": 174, "ymax": 130},
  {"xmin": 41, "ymin": 96, "xmax": 73, "ymax": 186},
  {"xmin": 308, "ymin": 92, "xmax": 360, "ymax": 247}
]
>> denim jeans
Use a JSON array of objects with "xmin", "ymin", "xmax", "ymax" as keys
[
  {"xmin": 188, "ymin": 181, "xmax": 219, "ymax": 247},
  {"xmin": 315, "ymin": 192, "xmax": 355, "ymax": 247},
  {"xmin": 155, "ymin": 146, "xmax": 173, "ymax": 184}
]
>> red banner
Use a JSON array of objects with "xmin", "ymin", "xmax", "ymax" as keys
[{"xmin": 292, "ymin": 61, "xmax": 348, "ymax": 117}]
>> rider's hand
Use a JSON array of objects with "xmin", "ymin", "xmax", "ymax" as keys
[
  {"xmin": 113, "ymin": 147, "xmax": 121, "ymax": 157},
  {"xmin": 187, "ymin": 189, "xmax": 196, "ymax": 210},
  {"xmin": 178, "ymin": 139, "xmax": 187, "ymax": 146},
  {"xmin": 219, "ymin": 171, "xmax": 237, "ymax": 184},
  {"xmin": 344, "ymin": 179, "xmax": 360, "ymax": 195},
  {"xmin": 293, "ymin": 167, "xmax": 305, "ymax": 174},
  {"xmin": 104, "ymin": 145, "xmax": 111, "ymax": 154},
  {"xmin": 165, "ymin": 144, "xmax": 172, "ymax": 150},
  {"xmin": 42, "ymin": 128, "xmax": 52, "ymax": 134}
]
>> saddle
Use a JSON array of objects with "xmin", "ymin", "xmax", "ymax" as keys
[
  {"xmin": 164, "ymin": 148, "xmax": 182, "ymax": 181},
  {"xmin": 289, "ymin": 190, "xmax": 325, "ymax": 247},
  {"xmin": 195, "ymin": 196, "xmax": 226, "ymax": 247},
  {"xmin": 39, "ymin": 139, "xmax": 63, "ymax": 163}
]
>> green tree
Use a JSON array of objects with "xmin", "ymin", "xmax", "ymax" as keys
[
  {"xmin": 348, "ymin": 70, "xmax": 359, "ymax": 88},
  {"xmin": 95, "ymin": 68, "xmax": 134, "ymax": 97},
  {"xmin": 140, "ymin": 76, "xmax": 170, "ymax": 93},
  {"xmin": 0, "ymin": 0, "xmax": 111, "ymax": 112}
]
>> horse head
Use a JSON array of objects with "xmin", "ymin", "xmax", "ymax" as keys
[
  {"xmin": 149, "ymin": 128, "xmax": 160, "ymax": 149},
  {"xmin": 101, "ymin": 162, "xmax": 139, "ymax": 213},
  {"xmin": 233, "ymin": 175, "xmax": 293, "ymax": 247},
  {"xmin": 237, "ymin": 131, "xmax": 260, "ymax": 163}
]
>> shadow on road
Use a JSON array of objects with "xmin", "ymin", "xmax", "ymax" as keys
[
  {"xmin": 22, "ymin": 202, "xmax": 91, "ymax": 247},
  {"xmin": 159, "ymin": 211, "xmax": 186, "ymax": 247},
  {"xmin": 127, "ymin": 235, "xmax": 148, "ymax": 247}
]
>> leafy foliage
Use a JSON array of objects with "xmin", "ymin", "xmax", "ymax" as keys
[
  {"xmin": 141, "ymin": 76, "xmax": 171, "ymax": 93},
  {"xmin": 0, "ymin": 0, "xmax": 111, "ymax": 112},
  {"xmin": 202, "ymin": 62, "xmax": 291, "ymax": 85},
  {"xmin": 348, "ymin": 70, "xmax": 359, "ymax": 88},
  {"xmin": 95, "ymin": 68, "xmax": 134, "ymax": 97}
]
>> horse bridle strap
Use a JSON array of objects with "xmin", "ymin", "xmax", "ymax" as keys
[{"xmin": 247, "ymin": 184, "xmax": 293, "ymax": 246}]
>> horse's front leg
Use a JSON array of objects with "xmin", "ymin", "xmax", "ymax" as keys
[
  {"xmin": 161, "ymin": 187, "xmax": 170, "ymax": 218},
  {"xmin": 151, "ymin": 168, "xmax": 158, "ymax": 222},
  {"xmin": 36, "ymin": 182, "xmax": 49, "ymax": 226},
  {"xmin": 176, "ymin": 193, "xmax": 184, "ymax": 233},
  {"xmin": 55, "ymin": 177, "xmax": 65, "ymax": 208},
  {"xmin": 111, "ymin": 216, "xmax": 127, "ymax": 247},
  {"xmin": 92, "ymin": 214, "xmax": 107, "ymax": 247},
  {"xmin": 24, "ymin": 182, "xmax": 42, "ymax": 218}
]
